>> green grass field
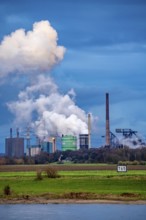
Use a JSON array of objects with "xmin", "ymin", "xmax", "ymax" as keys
[{"xmin": 0, "ymin": 169, "xmax": 146, "ymax": 201}]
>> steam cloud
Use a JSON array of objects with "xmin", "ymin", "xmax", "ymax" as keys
[
  {"xmin": 119, "ymin": 137, "xmax": 144, "ymax": 149},
  {"xmin": 1, "ymin": 20, "xmax": 88, "ymax": 138},
  {"xmin": 8, "ymin": 75, "xmax": 88, "ymax": 138}
]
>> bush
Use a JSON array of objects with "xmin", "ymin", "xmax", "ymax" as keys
[
  {"xmin": 3, "ymin": 185, "xmax": 11, "ymax": 195},
  {"xmin": 132, "ymin": 160, "xmax": 139, "ymax": 165},
  {"xmin": 36, "ymin": 170, "xmax": 43, "ymax": 180},
  {"xmin": 139, "ymin": 161, "xmax": 146, "ymax": 165},
  {"xmin": 118, "ymin": 161, "xmax": 127, "ymax": 165},
  {"xmin": 45, "ymin": 166, "xmax": 60, "ymax": 178}
]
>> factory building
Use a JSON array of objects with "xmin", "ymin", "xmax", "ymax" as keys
[
  {"xmin": 62, "ymin": 135, "xmax": 77, "ymax": 151},
  {"xmin": 79, "ymin": 134, "xmax": 89, "ymax": 149},
  {"xmin": 41, "ymin": 137, "xmax": 56, "ymax": 154},
  {"xmin": 41, "ymin": 141, "xmax": 53, "ymax": 153},
  {"xmin": 29, "ymin": 145, "xmax": 41, "ymax": 157},
  {"xmin": 5, "ymin": 128, "xmax": 24, "ymax": 158},
  {"xmin": 27, "ymin": 137, "xmax": 56, "ymax": 156},
  {"xmin": 41, "ymin": 137, "xmax": 56, "ymax": 153}
]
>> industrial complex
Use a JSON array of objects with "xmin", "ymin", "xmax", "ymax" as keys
[{"xmin": 5, "ymin": 93, "xmax": 145, "ymax": 158}]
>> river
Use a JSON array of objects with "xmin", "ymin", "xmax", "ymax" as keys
[{"xmin": 0, "ymin": 204, "xmax": 146, "ymax": 220}]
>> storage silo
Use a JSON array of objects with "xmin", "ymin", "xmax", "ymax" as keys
[{"xmin": 62, "ymin": 135, "xmax": 77, "ymax": 151}]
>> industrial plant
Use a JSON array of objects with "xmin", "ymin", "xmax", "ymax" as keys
[{"xmin": 4, "ymin": 93, "xmax": 146, "ymax": 158}]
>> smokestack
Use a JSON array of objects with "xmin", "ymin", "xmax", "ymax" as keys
[
  {"xmin": 10, "ymin": 128, "xmax": 12, "ymax": 138},
  {"xmin": 106, "ymin": 93, "xmax": 110, "ymax": 146},
  {"xmin": 52, "ymin": 137, "xmax": 56, "ymax": 153},
  {"xmin": 16, "ymin": 128, "xmax": 19, "ymax": 138},
  {"xmin": 88, "ymin": 113, "xmax": 91, "ymax": 149}
]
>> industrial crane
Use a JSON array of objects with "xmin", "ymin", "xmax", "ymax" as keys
[{"xmin": 115, "ymin": 128, "xmax": 145, "ymax": 146}]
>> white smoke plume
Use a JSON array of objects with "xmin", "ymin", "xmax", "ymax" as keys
[
  {"xmin": 7, "ymin": 75, "xmax": 88, "ymax": 138},
  {"xmin": 0, "ymin": 20, "xmax": 65, "ymax": 77},
  {"xmin": 1, "ymin": 20, "xmax": 88, "ymax": 139}
]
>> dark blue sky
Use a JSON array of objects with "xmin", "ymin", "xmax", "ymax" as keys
[{"xmin": 0, "ymin": 0, "xmax": 146, "ymax": 152}]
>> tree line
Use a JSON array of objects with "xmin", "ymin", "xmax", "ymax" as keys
[{"xmin": 0, "ymin": 146, "xmax": 146, "ymax": 165}]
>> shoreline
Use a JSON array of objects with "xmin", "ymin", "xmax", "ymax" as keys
[{"xmin": 1, "ymin": 198, "xmax": 146, "ymax": 205}]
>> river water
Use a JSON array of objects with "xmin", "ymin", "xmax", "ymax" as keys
[{"xmin": 0, "ymin": 204, "xmax": 146, "ymax": 220}]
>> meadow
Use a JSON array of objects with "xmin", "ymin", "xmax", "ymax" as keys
[{"xmin": 0, "ymin": 165, "xmax": 146, "ymax": 202}]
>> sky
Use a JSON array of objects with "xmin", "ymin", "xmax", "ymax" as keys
[{"xmin": 0, "ymin": 0, "xmax": 146, "ymax": 152}]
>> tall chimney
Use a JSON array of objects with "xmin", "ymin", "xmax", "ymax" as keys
[
  {"xmin": 10, "ymin": 128, "xmax": 12, "ymax": 138},
  {"xmin": 16, "ymin": 128, "xmax": 19, "ymax": 138},
  {"xmin": 88, "ymin": 113, "xmax": 91, "ymax": 149},
  {"xmin": 52, "ymin": 137, "xmax": 56, "ymax": 153},
  {"xmin": 106, "ymin": 93, "xmax": 110, "ymax": 146}
]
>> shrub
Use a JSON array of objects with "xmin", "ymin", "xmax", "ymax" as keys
[
  {"xmin": 3, "ymin": 185, "xmax": 11, "ymax": 195},
  {"xmin": 45, "ymin": 166, "xmax": 60, "ymax": 178},
  {"xmin": 36, "ymin": 170, "xmax": 43, "ymax": 180},
  {"xmin": 132, "ymin": 160, "xmax": 139, "ymax": 165},
  {"xmin": 118, "ymin": 161, "xmax": 127, "ymax": 165},
  {"xmin": 139, "ymin": 161, "xmax": 146, "ymax": 165}
]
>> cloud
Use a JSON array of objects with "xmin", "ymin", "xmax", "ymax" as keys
[{"xmin": 0, "ymin": 20, "xmax": 66, "ymax": 78}]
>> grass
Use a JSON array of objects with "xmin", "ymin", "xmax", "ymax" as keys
[
  {"xmin": 0, "ymin": 169, "xmax": 146, "ymax": 201},
  {"xmin": 0, "ymin": 170, "xmax": 146, "ymax": 177},
  {"xmin": 59, "ymin": 170, "xmax": 146, "ymax": 177}
]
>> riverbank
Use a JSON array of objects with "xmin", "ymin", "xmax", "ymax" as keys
[{"xmin": 1, "ymin": 197, "xmax": 146, "ymax": 205}]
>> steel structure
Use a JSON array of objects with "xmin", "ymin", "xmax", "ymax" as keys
[
  {"xmin": 116, "ymin": 129, "xmax": 138, "ymax": 138},
  {"xmin": 110, "ymin": 131, "xmax": 120, "ymax": 147},
  {"xmin": 115, "ymin": 128, "xmax": 145, "ymax": 145}
]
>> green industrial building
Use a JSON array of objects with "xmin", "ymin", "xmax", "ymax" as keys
[{"xmin": 62, "ymin": 135, "xmax": 77, "ymax": 151}]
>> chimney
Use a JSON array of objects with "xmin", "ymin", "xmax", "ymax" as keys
[
  {"xmin": 52, "ymin": 137, "xmax": 56, "ymax": 153},
  {"xmin": 106, "ymin": 93, "xmax": 110, "ymax": 146},
  {"xmin": 16, "ymin": 128, "xmax": 19, "ymax": 138},
  {"xmin": 10, "ymin": 128, "xmax": 12, "ymax": 138},
  {"xmin": 88, "ymin": 113, "xmax": 91, "ymax": 149}
]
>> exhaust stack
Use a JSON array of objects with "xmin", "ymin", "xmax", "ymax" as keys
[
  {"xmin": 10, "ymin": 128, "xmax": 12, "ymax": 138},
  {"xmin": 16, "ymin": 128, "xmax": 19, "ymax": 138},
  {"xmin": 106, "ymin": 93, "xmax": 110, "ymax": 146},
  {"xmin": 88, "ymin": 113, "xmax": 91, "ymax": 149}
]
